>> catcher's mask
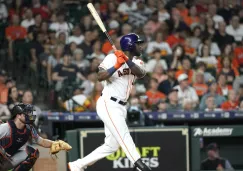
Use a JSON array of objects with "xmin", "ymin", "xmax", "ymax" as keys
[{"xmin": 12, "ymin": 103, "xmax": 36, "ymax": 124}]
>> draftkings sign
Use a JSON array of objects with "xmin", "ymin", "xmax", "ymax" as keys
[{"xmin": 80, "ymin": 128, "xmax": 189, "ymax": 171}]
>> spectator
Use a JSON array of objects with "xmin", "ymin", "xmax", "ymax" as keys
[
  {"xmin": 8, "ymin": 0, "xmax": 25, "ymax": 20},
  {"xmin": 158, "ymin": 68, "xmax": 178, "ymax": 95},
  {"xmin": 52, "ymin": 53, "xmax": 85, "ymax": 92},
  {"xmin": 31, "ymin": 0, "xmax": 50, "ymax": 20},
  {"xmin": 170, "ymin": 44, "xmax": 187, "ymax": 69},
  {"xmin": 182, "ymin": 99, "xmax": 194, "ymax": 111},
  {"xmin": 91, "ymin": 81, "xmax": 103, "ymax": 110},
  {"xmin": 174, "ymin": 73, "xmax": 199, "ymax": 108},
  {"xmin": 21, "ymin": 8, "xmax": 35, "ymax": 29},
  {"xmin": 217, "ymin": 73, "xmax": 233, "ymax": 96},
  {"xmin": 196, "ymin": 44, "xmax": 218, "ymax": 70},
  {"xmin": 5, "ymin": 14, "xmax": 27, "ymax": 41},
  {"xmin": 213, "ymin": 21, "xmax": 234, "ymax": 51},
  {"xmin": 239, "ymin": 100, "xmax": 243, "ymax": 111},
  {"xmin": 208, "ymin": 4, "xmax": 225, "ymax": 29},
  {"xmin": 72, "ymin": 48, "xmax": 90, "ymax": 73},
  {"xmin": 175, "ymin": 57, "xmax": 194, "ymax": 84},
  {"xmin": 128, "ymin": 0, "xmax": 152, "ymax": 28},
  {"xmin": 166, "ymin": 28, "xmax": 185, "ymax": 48},
  {"xmin": 193, "ymin": 70, "xmax": 208, "ymax": 98},
  {"xmin": 151, "ymin": 63, "xmax": 167, "ymax": 83},
  {"xmin": 205, "ymin": 95, "xmax": 222, "ymax": 112},
  {"xmin": 79, "ymin": 30, "xmax": 93, "ymax": 58},
  {"xmin": 156, "ymin": 100, "xmax": 167, "ymax": 112},
  {"xmin": 146, "ymin": 49, "xmax": 168, "ymax": 73},
  {"xmin": 158, "ymin": 0, "xmax": 170, "ymax": 22},
  {"xmin": 166, "ymin": 88, "xmax": 182, "ymax": 111},
  {"xmin": 89, "ymin": 40, "xmax": 105, "ymax": 61},
  {"xmin": 201, "ymin": 143, "xmax": 234, "ymax": 171},
  {"xmin": 40, "ymin": 21, "xmax": 50, "ymax": 43},
  {"xmin": 217, "ymin": 56, "xmax": 239, "ymax": 85},
  {"xmin": 145, "ymin": 78, "xmax": 166, "ymax": 107},
  {"xmin": 226, "ymin": 15, "xmax": 243, "ymax": 42},
  {"xmin": 203, "ymin": 17, "xmax": 216, "ymax": 37},
  {"xmin": 200, "ymin": 79, "xmax": 226, "ymax": 110},
  {"xmin": 196, "ymin": 62, "xmax": 214, "ymax": 83},
  {"xmin": 144, "ymin": 11, "xmax": 162, "ymax": 34},
  {"xmin": 67, "ymin": 25, "xmax": 84, "ymax": 45},
  {"xmin": 184, "ymin": 5, "xmax": 199, "ymax": 27},
  {"xmin": 84, "ymin": 57, "xmax": 100, "ymax": 76},
  {"xmin": 198, "ymin": 36, "xmax": 221, "ymax": 56},
  {"xmin": 47, "ymin": 44, "xmax": 63, "ymax": 84},
  {"xmin": 221, "ymin": 90, "xmax": 239, "ymax": 110},
  {"xmin": 0, "ymin": 70, "xmax": 8, "ymax": 105},
  {"xmin": 81, "ymin": 73, "xmax": 97, "ymax": 97},
  {"xmin": 22, "ymin": 90, "xmax": 42, "ymax": 126},
  {"xmin": 189, "ymin": 26, "xmax": 202, "ymax": 49},
  {"xmin": 62, "ymin": 85, "xmax": 91, "ymax": 112},
  {"xmin": 146, "ymin": 32, "xmax": 172, "ymax": 56},
  {"xmin": 49, "ymin": 11, "xmax": 73, "ymax": 38},
  {"xmin": 28, "ymin": 13, "xmax": 42, "ymax": 36},
  {"xmin": 175, "ymin": 0, "xmax": 188, "ymax": 20},
  {"xmin": 7, "ymin": 86, "xmax": 20, "ymax": 110},
  {"xmin": 117, "ymin": 0, "xmax": 137, "ymax": 16},
  {"xmin": 102, "ymin": 30, "xmax": 118, "ymax": 55},
  {"xmin": 0, "ymin": 1, "xmax": 8, "ymax": 22}
]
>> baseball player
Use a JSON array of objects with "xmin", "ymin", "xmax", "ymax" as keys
[
  {"xmin": 0, "ymin": 103, "xmax": 71, "ymax": 171},
  {"xmin": 68, "ymin": 33, "xmax": 151, "ymax": 171}
]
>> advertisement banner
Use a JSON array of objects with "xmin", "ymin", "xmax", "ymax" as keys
[{"xmin": 80, "ymin": 128, "xmax": 189, "ymax": 171}]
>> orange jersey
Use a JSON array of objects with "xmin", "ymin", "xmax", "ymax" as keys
[
  {"xmin": 5, "ymin": 26, "xmax": 27, "ymax": 41},
  {"xmin": 221, "ymin": 101, "xmax": 238, "ymax": 110},
  {"xmin": 234, "ymin": 47, "xmax": 243, "ymax": 65},
  {"xmin": 166, "ymin": 35, "xmax": 185, "ymax": 47},
  {"xmin": 184, "ymin": 16, "xmax": 199, "ymax": 26},
  {"xmin": 146, "ymin": 90, "xmax": 166, "ymax": 105},
  {"xmin": 193, "ymin": 83, "xmax": 208, "ymax": 96}
]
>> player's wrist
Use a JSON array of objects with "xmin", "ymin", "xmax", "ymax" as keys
[
  {"xmin": 107, "ymin": 66, "xmax": 117, "ymax": 76},
  {"xmin": 126, "ymin": 59, "xmax": 135, "ymax": 68},
  {"xmin": 114, "ymin": 63, "xmax": 121, "ymax": 69}
]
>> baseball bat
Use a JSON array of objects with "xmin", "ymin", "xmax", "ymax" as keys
[{"xmin": 87, "ymin": 3, "xmax": 117, "ymax": 51}]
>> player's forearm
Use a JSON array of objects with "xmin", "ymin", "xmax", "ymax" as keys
[
  {"xmin": 126, "ymin": 60, "xmax": 146, "ymax": 78},
  {"xmin": 97, "ymin": 70, "xmax": 112, "ymax": 81},
  {"xmin": 38, "ymin": 137, "xmax": 54, "ymax": 148}
]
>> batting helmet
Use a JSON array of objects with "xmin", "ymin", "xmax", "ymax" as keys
[
  {"xmin": 120, "ymin": 33, "xmax": 144, "ymax": 52},
  {"xmin": 11, "ymin": 103, "xmax": 36, "ymax": 124}
]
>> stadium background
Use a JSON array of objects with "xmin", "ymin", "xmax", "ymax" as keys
[{"xmin": 1, "ymin": 0, "xmax": 243, "ymax": 170}]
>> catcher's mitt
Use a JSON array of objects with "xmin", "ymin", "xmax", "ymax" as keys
[{"xmin": 50, "ymin": 140, "xmax": 72, "ymax": 156}]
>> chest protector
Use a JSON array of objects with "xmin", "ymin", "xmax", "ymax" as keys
[{"xmin": 0, "ymin": 120, "xmax": 31, "ymax": 156}]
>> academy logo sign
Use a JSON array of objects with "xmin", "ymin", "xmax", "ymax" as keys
[{"xmin": 193, "ymin": 127, "xmax": 233, "ymax": 137}]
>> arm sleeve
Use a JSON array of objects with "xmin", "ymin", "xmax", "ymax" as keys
[
  {"xmin": 98, "ymin": 54, "xmax": 116, "ymax": 70},
  {"xmin": 29, "ymin": 125, "xmax": 41, "ymax": 144},
  {"xmin": 0, "ymin": 124, "xmax": 9, "ymax": 139}
]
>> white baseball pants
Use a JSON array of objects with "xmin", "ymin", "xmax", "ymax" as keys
[{"xmin": 74, "ymin": 95, "xmax": 140, "ymax": 168}]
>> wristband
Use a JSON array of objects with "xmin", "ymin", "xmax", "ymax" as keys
[
  {"xmin": 107, "ymin": 66, "xmax": 117, "ymax": 76},
  {"xmin": 126, "ymin": 60, "xmax": 135, "ymax": 68}
]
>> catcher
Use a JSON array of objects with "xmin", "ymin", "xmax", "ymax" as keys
[{"xmin": 0, "ymin": 103, "xmax": 72, "ymax": 171}]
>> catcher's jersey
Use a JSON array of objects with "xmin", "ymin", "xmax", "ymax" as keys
[
  {"xmin": 0, "ymin": 122, "xmax": 41, "ymax": 151},
  {"xmin": 99, "ymin": 54, "xmax": 145, "ymax": 101}
]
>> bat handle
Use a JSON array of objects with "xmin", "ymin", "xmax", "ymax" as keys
[
  {"xmin": 112, "ymin": 45, "xmax": 117, "ymax": 51},
  {"xmin": 105, "ymin": 31, "xmax": 117, "ymax": 51}
]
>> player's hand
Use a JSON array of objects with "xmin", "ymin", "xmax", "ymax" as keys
[
  {"xmin": 114, "ymin": 51, "xmax": 126, "ymax": 69},
  {"xmin": 115, "ymin": 50, "xmax": 128, "ymax": 62}
]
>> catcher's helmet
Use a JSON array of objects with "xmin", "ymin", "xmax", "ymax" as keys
[
  {"xmin": 11, "ymin": 103, "xmax": 36, "ymax": 124},
  {"xmin": 120, "ymin": 33, "xmax": 144, "ymax": 52}
]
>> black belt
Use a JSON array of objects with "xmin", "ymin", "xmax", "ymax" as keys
[{"xmin": 101, "ymin": 93, "xmax": 127, "ymax": 106}]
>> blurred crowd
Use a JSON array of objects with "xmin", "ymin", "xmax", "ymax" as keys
[{"xmin": 1, "ymin": 0, "xmax": 243, "ymax": 119}]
